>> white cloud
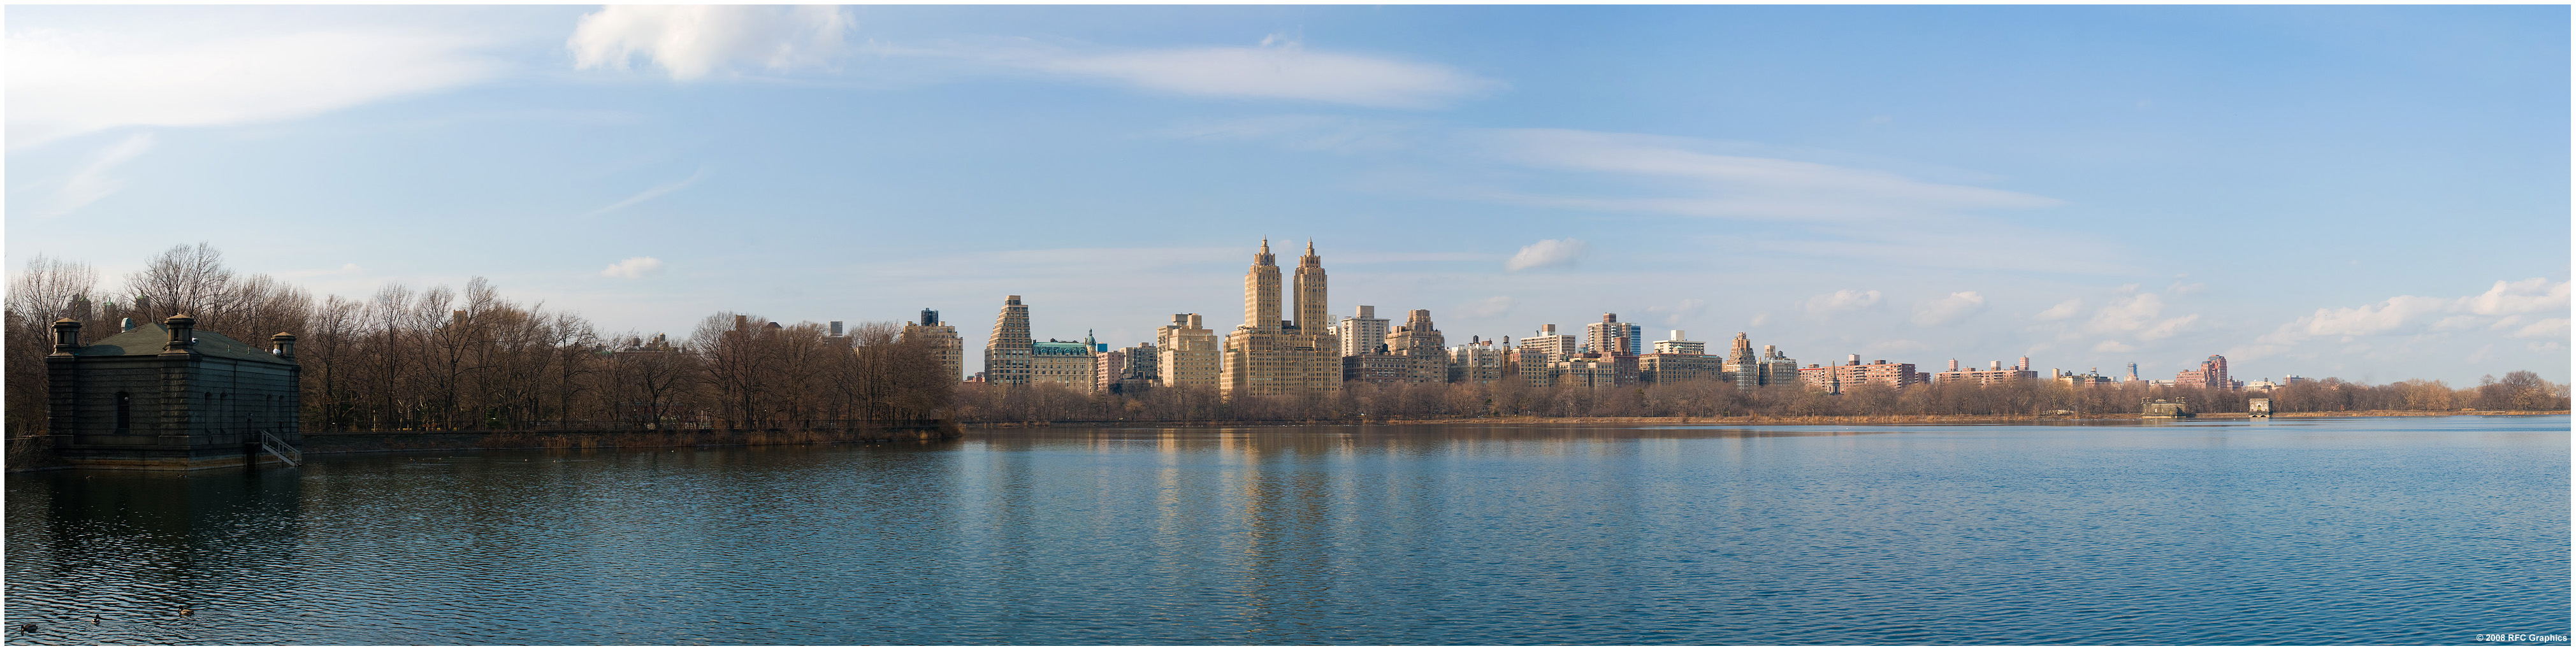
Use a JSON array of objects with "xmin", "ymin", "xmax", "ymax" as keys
[
  {"xmin": 47, "ymin": 132, "xmax": 156, "ymax": 216},
  {"xmin": 568, "ymin": 5, "xmax": 851, "ymax": 81},
  {"xmin": 2085, "ymin": 292, "xmax": 2166, "ymax": 334},
  {"xmin": 1910, "ymin": 291, "xmax": 1986, "ymax": 327},
  {"xmin": 2234, "ymin": 277, "xmax": 2573, "ymax": 361},
  {"xmin": 600, "ymin": 257, "xmax": 665, "ymax": 279},
  {"xmin": 1748, "ymin": 313, "xmax": 1772, "ymax": 327},
  {"xmin": 2512, "ymin": 318, "xmax": 2570, "ymax": 340},
  {"xmin": 2093, "ymin": 340, "xmax": 2137, "ymax": 353},
  {"xmin": 2034, "ymin": 299, "xmax": 2083, "ymax": 320},
  {"xmin": 1009, "ymin": 36, "xmax": 1497, "ymax": 110},
  {"xmin": 1804, "ymin": 289, "xmax": 1882, "ymax": 318},
  {"xmin": 2292, "ymin": 296, "xmax": 2450, "ymax": 338},
  {"xmin": 1464, "ymin": 296, "xmax": 1517, "ymax": 318},
  {"xmin": 2137, "ymin": 315, "xmax": 2199, "ymax": 341},
  {"xmin": 2457, "ymin": 278, "xmax": 2571, "ymax": 316},
  {"xmin": 9, "ymin": 25, "xmax": 501, "ymax": 148},
  {"xmin": 1505, "ymin": 238, "xmax": 1589, "ymax": 272},
  {"xmin": 1160, "ymin": 115, "xmax": 1421, "ymax": 154}
]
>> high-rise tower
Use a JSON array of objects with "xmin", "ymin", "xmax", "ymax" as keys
[
  {"xmin": 1244, "ymin": 240, "xmax": 1282, "ymax": 331},
  {"xmin": 1295, "ymin": 241, "xmax": 1327, "ymax": 331},
  {"xmin": 984, "ymin": 296, "xmax": 1032, "ymax": 385}
]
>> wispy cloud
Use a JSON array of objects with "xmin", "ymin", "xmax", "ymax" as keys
[
  {"xmin": 1465, "ymin": 129, "xmax": 2062, "ymax": 222},
  {"xmin": 1910, "ymin": 291, "xmax": 1987, "ymax": 327},
  {"xmin": 1464, "ymin": 296, "xmax": 1517, "ymax": 318},
  {"xmin": 1505, "ymin": 238, "xmax": 1589, "ymax": 272},
  {"xmin": 47, "ymin": 132, "xmax": 156, "ymax": 216},
  {"xmin": 2034, "ymin": 299, "xmax": 2083, "ymax": 320},
  {"xmin": 882, "ymin": 36, "xmax": 1500, "ymax": 110},
  {"xmin": 600, "ymin": 257, "xmax": 665, "ymax": 279},
  {"xmin": 587, "ymin": 167, "xmax": 711, "ymax": 217},
  {"xmin": 1804, "ymin": 289, "xmax": 1882, "ymax": 318},
  {"xmin": 568, "ymin": 5, "xmax": 851, "ymax": 81},
  {"xmin": 9, "ymin": 25, "xmax": 501, "ymax": 149}
]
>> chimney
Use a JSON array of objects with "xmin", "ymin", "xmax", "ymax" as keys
[
  {"xmin": 163, "ymin": 315, "xmax": 196, "ymax": 353},
  {"xmin": 272, "ymin": 333, "xmax": 297, "ymax": 361},
  {"xmin": 52, "ymin": 318, "xmax": 80, "ymax": 354}
]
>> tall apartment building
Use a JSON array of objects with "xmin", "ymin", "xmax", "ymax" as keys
[
  {"xmin": 1155, "ymin": 313, "xmax": 1220, "ymax": 390},
  {"xmin": 1520, "ymin": 324, "xmax": 1577, "ymax": 366},
  {"xmin": 1220, "ymin": 240, "xmax": 1342, "ymax": 399},
  {"xmin": 901, "ymin": 308, "xmax": 965, "ymax": 382},
  {"xmin": 1759, "ymin": 345, "xmax": 1800, "ymax": 388},
  {"xmin": 1801, "ymin": 355, "xmax": 1921, "ymax": 393},
  {"xmin": 1338, "ymin": 306, "xmax": 1391, "ymax": 356},
  {"xmin": 1384, "ymin": 309, "xmax": 1449, "ymax": 383},
  {"xmin": 1934, "ymin": 359, "xmax": 2039, "ymax": 386},
  {"xmin": 2174, "ymin": 354, "xmax": 2239, "ymax": 390},
  {"xmin": 1585, "ymin": 313, "xmax": 1644, "ymax": 355},
  {"xmin": 1719, "ymin": 333, "xmax": 1763, "ymax": 389},
  {"xmin": 983, "ymin": 296, "xmax": 1033, "ymax": 385},
  {"xmin": 1637, "ymin": 331, "xmax": 1717, "ymax": 383},
  {"xmin": 1449, "ymin": 337, "xmax": 1508, "ymax": 384}
]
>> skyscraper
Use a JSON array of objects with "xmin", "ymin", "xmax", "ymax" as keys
[
  {"xmin": 983, "ymin": 296, "xmax": 1032, "ymax": 385},
  {"xmin": 1338, "ymin": 306, "xmax": 1391, "ymax": 357},
  {"xmin": 1220, "ymin": 240, "xmax": 1341, "ymax": 399},
  {"xmin": 1385, "ymin": 309, "xmax": 1447, "ymax": 383}
]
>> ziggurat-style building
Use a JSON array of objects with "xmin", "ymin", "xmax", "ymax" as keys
[{"xmin": 1220, "ymin": 240, "xmax": 1341, "ymax": 400}]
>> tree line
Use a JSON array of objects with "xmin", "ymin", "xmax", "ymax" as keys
[{"xmin": 6, "ymin": 244, "xmax": 952, "ymax": 436}]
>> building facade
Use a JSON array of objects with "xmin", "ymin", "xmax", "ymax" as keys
[
  {"xmin": 1800, "ymin": 355, "xmax": 1922, "ymax": 393},
  {"xmin": 1155, "ymin": 313, "xmax": 1220, "ymax": 390},
  {"xmin": 983, "ymin": 296, "xmax": 1033, "ymax": 385},
  {"xmin": 1384, "ymin": 309, "xmax": 1448, "ymax": 383},
  {"xmin": 1338, "ymin": 306, "xmax": 1391, "ymax": 357},
  {"xmin": 1584, "ymin": 313, "xmax": 1644, "ymax": 355},
  {"xmin": 2174, "ymin": 354, "xmax": 2240, "ymax": 390},
  {"xmin": 47, "ymin": 315, "xmax": 303, "ymax": 470},
  {"xmin": 901, "ymin": 308, "xmax": 964, "ymax": 382},
  {"xmin": 1448, "ymin": 338, "xmax": 1508, "ymax": 385},
  {"xmin": 1031, "ymin": 338, "xmax": 1097, "ymax": 390},
  {"xmin": 1220, "ymin": 240, "xmax": 1342, "ymax": 399},
  {"xmin": 1934, "ymin": 359, "xmax": 2040, "ymax": 386}
]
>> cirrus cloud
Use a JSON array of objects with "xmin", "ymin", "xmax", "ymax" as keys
[
  {"xmin": 569, "ymin": 4, "xmax": 851, "ymax": 81},
  {"xmin": 1505, "ymin": 238, "xmax": 1589, "ymax": 272}
]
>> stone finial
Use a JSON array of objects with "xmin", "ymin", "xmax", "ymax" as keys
[
  {"xmin": 51, "ymin": 318, "xmax": 81, "ymax": 354},
  {"xmin": 271, "ymin": 333, "xmax": 298, "ymax": 361},
  {"xmin": 163, "ymin": 315, "xmax": 196, "ymax": 353}
]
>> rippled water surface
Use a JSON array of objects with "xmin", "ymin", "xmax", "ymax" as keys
[{"xmin": 7, "ymin": 417, "xmax": 2568, "ymax": 645}]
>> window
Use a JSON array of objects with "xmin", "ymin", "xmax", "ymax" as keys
[{"xmin": 115, "ymin": 392, "xmax": 131, "ymax": 431}]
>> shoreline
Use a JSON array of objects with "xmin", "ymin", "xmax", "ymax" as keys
[{"xmin": 962, "ymin": 410, "xmax": 2569, "ymax": 429}]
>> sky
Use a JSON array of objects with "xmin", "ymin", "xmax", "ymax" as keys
[{"xmin": 7, "ymin": 4, "xmax": 2568, "ymax": 385}]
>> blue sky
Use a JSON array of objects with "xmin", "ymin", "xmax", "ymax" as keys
[{"xmin": 8, "ymin": 5, "xmax": 2568, "ymax": 384}]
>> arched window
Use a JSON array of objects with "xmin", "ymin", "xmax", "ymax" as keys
[{"xmin": 115, "ymin": 392, "xmax": 131, "ymax": 431}]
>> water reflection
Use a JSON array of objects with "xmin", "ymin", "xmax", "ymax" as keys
[{"xmin": 7, "ymin": 418, "xmax": 2568, "ymax": 645}]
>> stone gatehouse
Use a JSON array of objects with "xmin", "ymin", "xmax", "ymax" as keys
[{"xmin": 46, "ymin": 315, "xmax": 301, "ymax": 470}]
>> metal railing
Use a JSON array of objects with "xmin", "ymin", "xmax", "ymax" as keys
[{"xmin": 257, "ymin": 430, "xmax": 302, "ymax": 467}]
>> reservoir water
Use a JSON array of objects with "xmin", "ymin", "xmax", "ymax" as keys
[{"xmin": 6, "ymin": 417, "xmax": 2568, "ymax": 645}]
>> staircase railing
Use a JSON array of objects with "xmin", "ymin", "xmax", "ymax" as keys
[{"xmin": 257, "ymin": 430, "xmax": 302, "ymax": 467}]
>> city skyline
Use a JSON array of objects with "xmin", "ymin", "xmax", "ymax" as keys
[{"xmin": 6, "ymin": 5, "xmax": 2566, "ymax": 386}]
